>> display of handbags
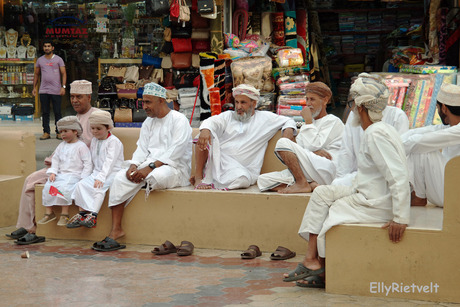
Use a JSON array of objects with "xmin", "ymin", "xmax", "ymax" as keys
[
  {"xmin": 197, "ymin": 0, "xmax": 214, "ymax": 14},
  {"xmin": 171, "ymin": 52, "xmax": 192, "ymax": 69},
  {"xmin": 132, "ymin": 99, "xmax": 147, "ymax": 122},
  {"xmin": 107, "ymin": 66, "xmax": 126, "ymax": 78},
  {"xmin": 172, "ymin": 38, "xmax": 193, "ymax": 53}
]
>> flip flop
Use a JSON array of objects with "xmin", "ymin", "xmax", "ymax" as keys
[
  {"xmin": 6, "ymin": 227, "xmax": 28, "ymax": 239},
  {"xmin": 151, "ymin": 240, "xmax": 177, "ymax": 255},
  {"xmin": 241, "ymin": 245, "xmax": 262, "ymax": 259},
  {"xmin": 283, "ymin": 263, "xmax": 325, "ymax": 282},
  {"xmin": 270, "ymin": 246, "xmax": 296, "ymax": 260},
  {"xmin": 176, "ymin": 240, "xmax": 194, "ymax": 256},
  {"xmin": 296, "ymin": 275, "xmax": 325, "ymax": 288},
  {"xmin": 14, "ymin": 233, "xmax": 46, "ymax": 245},
  {"xmin": 91, "ymin": 237, "xmax": 126, "ymax": 252}
]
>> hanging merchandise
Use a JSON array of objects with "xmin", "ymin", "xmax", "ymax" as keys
[
  {"xmin": 273, "ymin": 12, "xmax": 285, "ymax": 46},
  {"xmin": 210, "ymin": 11, "xmax": 224, "ymax": 54},
  {"xmin": 197, "ymin": 0, "xmax": 215, "ymax": 14},
  {"xmin": 179, "ymin": 0, "xmax": 191, "ymax": 23},
  {"xmin": 170, "ymin": 0, "xmax": 181, "ymax": 19},
  {"xmin": 231, "ymin": 56, "xmax": 274, "ymax": 92},
  {"xmin": 147, "ymin": 0, "xmax": 170, "ymax": 17},
  {"xmin": 233, "ymin": 9, "xmax": 249, "ymax": 41},
  {"xmin": 284, "ymin": 10, "xmax": 298, "ymax": 48},
  {"xmin": 171, "ymin": 52, "xmax": 192, "ymax": 69},
  {"xmin": 296, "ymin": 8, "xmax": 307, "ymax": 67}
]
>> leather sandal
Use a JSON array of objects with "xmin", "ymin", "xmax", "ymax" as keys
[
  {"xmin": 241, "ymin": 245, "xmax": 262, "ymax": 259},
  {"xmin": 176, "ymin": 241, "xmax": 194, "ymax": 256},
  {"xmin": 270, "ymin": 246, "xmax": 296, "ymax": 260},
  {"xmin": 151, "ymin": 240, "xmax": 177, "ymax": 255}
]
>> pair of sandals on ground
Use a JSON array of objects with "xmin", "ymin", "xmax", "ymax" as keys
[
  {"xmin": 241, "ymin": 245, "xmax": 297, "ymax": 260},
  {"xmin": 92, "ymin": 238, "xmax": 194, "ymax": 256},
  {"xmin": 6, "ymin": 227, "xmax": 46, "ymax": 245}
]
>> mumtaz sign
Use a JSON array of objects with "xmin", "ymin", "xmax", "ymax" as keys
[{"xmin": 44, "ymin": 17, "xmax": 88, "ymax": 39}]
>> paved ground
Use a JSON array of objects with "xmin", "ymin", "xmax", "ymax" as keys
[{"xmin": 1, "ymin": 119, "xmax": 458, "ymax": 306}]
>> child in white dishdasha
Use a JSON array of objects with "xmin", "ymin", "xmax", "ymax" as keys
[
  {"xmin": 68, "ymin": 110, "xmax": 124, "ymax": 228},
  {"xmin": 39, "ymin": 116, "xmax": 92, "ymax": 226}
]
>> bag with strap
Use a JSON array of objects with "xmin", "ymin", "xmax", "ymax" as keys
[
  {"xmin": 162, "ymin": 68, "xmax": 174, "ymax": 88},
  {"xmin": 107, "ymin": 66, "xmax": 127, "ymax": 78},
  {"xmin": 142, "ymin": 54, "xmax": 162, "ymax": 68},
  {"xmin": 132, "ymin": 99, "xmax": 148, "ymax": 122},
  {"xmin": 171, "ymin": 52, "xmax": 192, "ymax": 70},
  {"xmin": 174, "ymin": 71, "xmax": 199, "ymax": 89},
  {"xmin": 197, "ymin": 0, "xmax": 214, "ymax": 14},
  {"xmin": 114, "ymin": 105, "xmax": 133, "ymax": 122},
  {"xmin": 179, "ymin": 0, "xmax": 191, "ymax": 23},
  {"xmin": 172, "ymin": 38, "xmax": 193, "ymax": 53},
  {"xmin": 161, "ymin": 56, "xmax": 172, "ymax": 69},
  {"xmin": 139, "ymin": 65, "xmax": 154, "ymax": 80},
  {"xmin": 164, "ymin": 27, "xmax": 172, "ymax": 42},
  {"xmin": 170, "ymin": 0, "xmax": 180, "ymax": 19},
  {"xmin": 124, "ymin": 65, "xmax": 139, "ymax": 83}
]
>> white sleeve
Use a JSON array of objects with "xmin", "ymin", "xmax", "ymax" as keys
[
  {"xmin": 335, "ymin": 123, "xmax": 358, "ymax": 178},
  {"xmin": 129, "ymin": 121, "xmax": 151, "ymax": 166},
  {"xmin": 199, "ymin": 112, "xmax": 229, "ymax": 136},
  {"xmin": 156, "ymin": 117, "xmax": 192, "ymax": 168},
  {"xmin": 46, "ymin": 143, "xmax": 63, "ymax": 175},
  {"xmin": 79, "ymin": 145, "xmax": 93, "ymax": 179},
  {"xmin": 296, "ymin": 117, "xmax": 344, "ymax": 152},
  {"xmin": 402, "ymin": 124, "xmax": 460, "ymax": 155},
  {"xmin": 95, "ymin": 137, "xmax": 124, "ymax": 183}
]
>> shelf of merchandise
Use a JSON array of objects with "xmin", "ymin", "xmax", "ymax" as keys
[
  {"xmin": 97, "ymin": 58, "xmax": 142, "ymax": 81},
  {"xmin": 0, "ymin": 59, "xmax": 39, "ymax": 118}
]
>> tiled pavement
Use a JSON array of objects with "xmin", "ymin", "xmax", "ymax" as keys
[{"xmin": 1, "ymin": 226, "xmax": 457, "ymax": 307}]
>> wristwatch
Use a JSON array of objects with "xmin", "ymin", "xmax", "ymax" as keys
[
  {"xmin": 148, "ymin": 162, "xmax": 156, "ymax": 170},
  {"xmin": 62, "ymin": 85, "xmax": 66, "ymax": 88}
]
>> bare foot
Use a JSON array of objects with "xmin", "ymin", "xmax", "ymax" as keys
[
  {"xmin": 278, "ymin": 182, "xmax": 312, "ymax": 194},
  {"xmin": 411, "ymin": 191, "xmax": 427, "ymax": 206},
  {"xmin": 283, "ymin": 258, "xmax": 323, "ymax": 279},
  {"xmin": 195, "ymin": 183, "xmax": 213, "ymax": 190},
  {"xmin": 310, "ymin": 181, "xmax": 319, "ymax": 191},
  {"xmin": 108, "ymin": 229, "xmax": 125, "ymax": 241},
  {"xmin": 268, "ymin": 184, "xmax": 288, "ymax": 192},
  {"xmin": 190, "ymin": 175, "xmax": 198, "ymax": 186}
]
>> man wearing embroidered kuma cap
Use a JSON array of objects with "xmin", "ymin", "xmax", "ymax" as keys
[
  {"xmin": 284, "ymin": 82, "xmax": 410, "ymax": 288},
  {"xmin": 92, "ymin": 82, "xmax": 192, "ymax": 252},
  {"xmin": 190, "ymin": 84, "xmax": 297, "ymax": 190},
  {"xmin": 6, "ymin": 80, "xmax": 97, "ymax": 245},
  {"xmin": 402, "ymin": 83, "xmax": 460, "ymax": 207}
]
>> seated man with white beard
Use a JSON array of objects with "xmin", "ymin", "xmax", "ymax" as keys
[{"xmin": 190, "ymin": 84, "xmax": 297, "ymax": 190}]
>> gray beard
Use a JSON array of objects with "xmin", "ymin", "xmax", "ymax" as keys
[
  {"xmin": 350, "ymin": 113, "xmax": 362, "ymax": 128},
  {"xmin": 232, "ymin": 110, "xmax": 253, "ymax": 122}
]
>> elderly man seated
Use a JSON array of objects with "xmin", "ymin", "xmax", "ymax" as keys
[
  {"xmin": 402, "ymin": 83, "xmax": 460, "ymax": 207},
  {"xmin": 283, "ymin": 77, "xmax": 410, "ymax": 288},
  {"xmin": 92, "ymin": 83, "xmax": 192, "ymax": 251},
  {"xmin": 190, "ymin": 84, "xmax": 297, "ymax": 190},
  {"xmin": 257, "ymin": 82, "xmax": 344, "ymax": 194}
]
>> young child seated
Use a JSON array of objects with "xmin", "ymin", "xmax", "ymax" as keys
[
  {"xmin": 67, "ymin": 110, "xmax": 124, "ymax": 228},
  {"xmin": 39, "ymin": 116, "xmax": 92, "ymax": 226}
]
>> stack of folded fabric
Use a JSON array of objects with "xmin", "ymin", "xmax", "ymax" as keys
[{"xmin": 276, "ymin": 74, "xmax": 309, "ymax": 126}]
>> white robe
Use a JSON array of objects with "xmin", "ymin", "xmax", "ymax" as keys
[
  {"xmin": 332, "ymin": 106, "xmax": 409, "ymax": 187},
  {"xmin": 72, "ymin": 134, "xmax": 124, "ymax": 213},
  {"xmin": 402, "ymin": 122, "xmax": 460, "ymax": 207},
  {"xmin": 199, "ymin": 110, "xmax": 297, "ymax": 189},
  {"xmin": 43, "ymin": 140, "xmax": 92, "ymax": 206},
  {"xmin": 298, "ymin": 122, "xmax": 410, "ymax": 257},
  {"xmin": 108, "ymin": 111, "xmax": 192, "ymax": 207},
  {"xmin": 257, "ymin": 114, "xmax": 344, "ymax": 190}
]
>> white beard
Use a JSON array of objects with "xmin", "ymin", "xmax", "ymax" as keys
[
  {"xmin": 350, "ymin": 112, "xmax": 362, "ymax": 128},
  {"xmin": 232, "ymin": 109, "xmax": 253, "ymax": 122}
]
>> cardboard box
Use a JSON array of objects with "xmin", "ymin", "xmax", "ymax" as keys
[{"xmin": 14, "ymin": 115, "xmax": 34, "ymax": 121}]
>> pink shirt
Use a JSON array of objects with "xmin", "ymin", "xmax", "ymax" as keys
[
  {"xmin": 36, "ymin": 54, "xmax": 65, "ymax": 95},
  {"xmin": 77, "ymin": 107, "xmax": 98, "ymax": 147}
]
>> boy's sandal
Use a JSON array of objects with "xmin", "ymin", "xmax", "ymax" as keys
[
  {"xmin": 177, "ymin": 240, "xmax": 194, "ymax": 256},
  {"xmin": 6, "ymin": 227, "xmax": 28, "ymax": 239},
  {"xmin": 241, "ymin": 245, "xmax": 262, "ymax": 259},
  {"xmin": 14, "ymin": 233, "xmax": 46, "ymax": 245},
  {"xmin": 151, "ymin": 240, "xmax": 177, "ymax": 255},
  {"xmin": 37, "ymin": 212, "xmax": 56, "ymax": 224}
]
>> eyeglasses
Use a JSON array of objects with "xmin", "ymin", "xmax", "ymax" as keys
[{"xmin": 347, "ymin": 100, "xmax": 354, "ymax": 108}]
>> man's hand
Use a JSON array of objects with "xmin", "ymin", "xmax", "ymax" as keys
[
  {"xmin": 49, "ymin": 173, "xmax": 56, "ymax": 182},
  {"xmin": 382, "ymin": 221, "xmax": 407, "ymax": 243},
  {"xmin": 197, "ymin": 129, "xmax": 212, "ymax": 152},
  {"xmin": 126, "ymin": 164, "xmax": 138, "ymax": 182},
  {"xmin": 32, "ymin": 88, "xmax": 37, "ymax": 97},
  {"xmin": 60, "ymin": 87, "xmax": 65, "ymax": 96},
  {"xmin": 94, "ymin": 180, "xmax": 103, "ymax": 188},
  {"xmin": 281, "ymin": 128, "xmax": 295, "ymax": 142},
  {"xmin": 313, "ymin": 149, "xmax": 332, "ymax": 160},
  {"xmin": 300, "ymin": 107, "xmax": 313, "ymax": 124}
]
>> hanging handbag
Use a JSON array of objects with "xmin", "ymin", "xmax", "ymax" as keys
[
  {"xmin": 164, "ymin": 27, "xmax": 172, "ymax": 42},
  {"xmin": 170, "ymin": 0, "xmax": 180, "ymax": 19},
  {"xmin": 147, "ymin": 0, "xmax": 170, "ymax": 17},
  {"xmin": 201, "ymin": 3, "xmax": 218, "ymax": 19},
  {"xmin": 161, "ymin": 56, "xmax": 172, "ymax": 69},
  {"xmin": 191, "ymin": 11, "xmax": 209, "ymax": 29},
  {"xmin": 171, "ymin": 52, "xmax": 192, "ymax": 69},
  {"xmin": 171, "ymin": 23, "xmax": 192, "ymax": 38},
  {"xmin": 192, "ymin": 40, "xmax": 210, "ymax": 53},
  {"xmin": 174, "ymin": 71, "xmax": 199, "ymax": 89},
  {"xmin": 191, "ymin": 29, "xmax": 210, "ymax": 40},
  {"xmin": 142, "ymin": 53, "xmax": 162, "ymax": 68},
  {"xmin": 179, "ymin": 0, "xmax": 191, "ymax": 23},
  {"xmin": 107, "ymin": 66, "xmax": 127, "ymax": 78},
  {"xmin": 172, "ymin": 38, "xmax": 193, "ymax": 53},
  {"xmin": 114, "ymin": 106, "xmax": 133, "ymax": 122},
  {"xmin": 117, "ymin": 84, "xmax": 138, "ymax": 99},
  {"xmin": 132, "ymin": 99, "xmax": 148, "ymax": 122},
  {"xmin": 161, "ymin": 41, "xmax": 174, "ymax": 54},
  {"xmin": 138, "ymin": 65, "xmax": 154, "ymax": 80},
  {"xmin": 124, "ymin": 65, "xmax": 139, "ymax": 83},
  {"xmin": 151, "ymin": 68, "xmax": 164, "ymax": 83},
  {"xmin": 162, "ymin": 69, "xmax": 174, "ymax": 88},
  {"xmin": 192, "ymin": 54, "xmax": 200, "ymax": 68},
  {"xmin": 197, "ymin": 0, "xmax": 214, "ymax": 14}
]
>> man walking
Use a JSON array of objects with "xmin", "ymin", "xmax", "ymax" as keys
[{"xmin": 32, "ymin": 39, "xmax": 66, "ymax": 140}]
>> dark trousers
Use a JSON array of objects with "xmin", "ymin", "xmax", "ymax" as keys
[{"xmin": 40, "ymin": 94, "xmax": 62, "ymax": 134}]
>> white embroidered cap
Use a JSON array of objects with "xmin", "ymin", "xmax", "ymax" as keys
[
  {"xmin": 143, "ymin": 82, "xmax": 167, "ymax": 99},
  {"xmin": 70, "ymin": 80, "xmax": 92, "ymax": 94},
  {"xmin": 437, "ymin": 83, "xmax": 460, "ymax": 107}
]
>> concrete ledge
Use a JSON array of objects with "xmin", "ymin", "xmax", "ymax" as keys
[{"xmin": 36, "ymin": 185, "xmax": 311, "ymax": 252}]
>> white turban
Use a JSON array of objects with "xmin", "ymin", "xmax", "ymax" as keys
[
  {"xmin": 232, "ymin": 84, "xmax": 260, "ymax": 101},
  {"xmin": 57, "ymin": 116, "xmax": 83, "ymax": 137},
  {"xmin": 350, "ymin": 73, "xmax": 389, "ymax": 122},
  {"xmin": 143, "ymin": 82, "xmax": 166, "ymax": 99},
  {"xmin": 437, "ymin": 83, "xmax": 460, "ymax": 107},
  {"xmin": 89, "ymin": 110, "xmax": 113, "ymax": 130},
  {"xmin": 70, "ymin": 80, "xmax": 92, "ymax": 94}
]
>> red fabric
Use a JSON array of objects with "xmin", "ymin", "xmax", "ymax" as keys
[{"xmin": 170, "ymin": 0, "xmax": 180, "ymax": 18}]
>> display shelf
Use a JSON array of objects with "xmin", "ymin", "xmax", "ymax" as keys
[
  {"xmin": 0, "ymin": 59, "xmax": 39, "ymax": 118},
  {"xmin": 98, "ymin": 58, "xmax": 142, "ymax": 81}
]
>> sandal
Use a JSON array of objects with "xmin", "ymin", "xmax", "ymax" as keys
[
  {"xmin": 37, "ymin": 212, "xmax": 56, "ymax": 224},
  {"xmin": 283, "ymin": 263, "xmax": 325, "ymax": 282},
  {"xmin": 6, "ymin": 227, "xmax": 28, "ymax": 239},
  {"xmin": 92, "ymin": 237, "xmax": 126, "ymax": 252},
  {"xmin": 296, "ymin": 275, "xmax": 325, "ymax": 288},
  {"xmin": 270, "ymin": 246, "xmax": 296, "ymax": 260},
  {"xmin": 14, "ymin": 233, "xmax": 46, "ymax": 245},
  {"xmin": 241, "ymin": 245, "xmax": 262, "ymax": 259},
  {"xmin": 57, "ymin": 214, "xmax": 69, "ymax": 226},
  {"xmin": 176, "ymin": 241, "xmax": 194, "ymax": 256},
  {"xmin": 151, "ymin": 240, "xmax": 177, "ymax": 255}
]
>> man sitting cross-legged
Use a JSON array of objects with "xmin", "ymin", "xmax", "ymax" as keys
[{"xmin": 257, "ymin": 82, "xmax": 344, "ymax": 194}]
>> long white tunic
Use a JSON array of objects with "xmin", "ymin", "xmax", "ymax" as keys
[
  {"xmin": 199, "ymin": 110, "xmax": 297, "ymax": 189},
  {"xmin": 43, "ymin": 140, "xmax": 92, "ymax": 206},
  {"xmin": 72, "ymin": 134, "xmax": 124, "ymax": 213},
  {"xmin": 257, "ymin": 114, "xmax": 344, "ymax": 190},
  {"xmin": 109, "ymin": 110, "xmax": 192, "ymax": 207},
  {"xmin": 299, "ymin": 122, "xmax": 410, "ymax": 257},
  {"xmin": 332, "ymin": 106, "xmax": 409, "ymax": 186},
  {"xmin": 402, "ymin": 122, "xmax": 460, "ymax": 206}
]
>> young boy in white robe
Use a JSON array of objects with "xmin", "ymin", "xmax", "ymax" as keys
[
  {"xmin": 67, "ymin": 110, "xmax": 124, "ymax": 228},
  {"xmin": 39, "ymin": 116, "xmax": 92, "ymax": 226}
]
